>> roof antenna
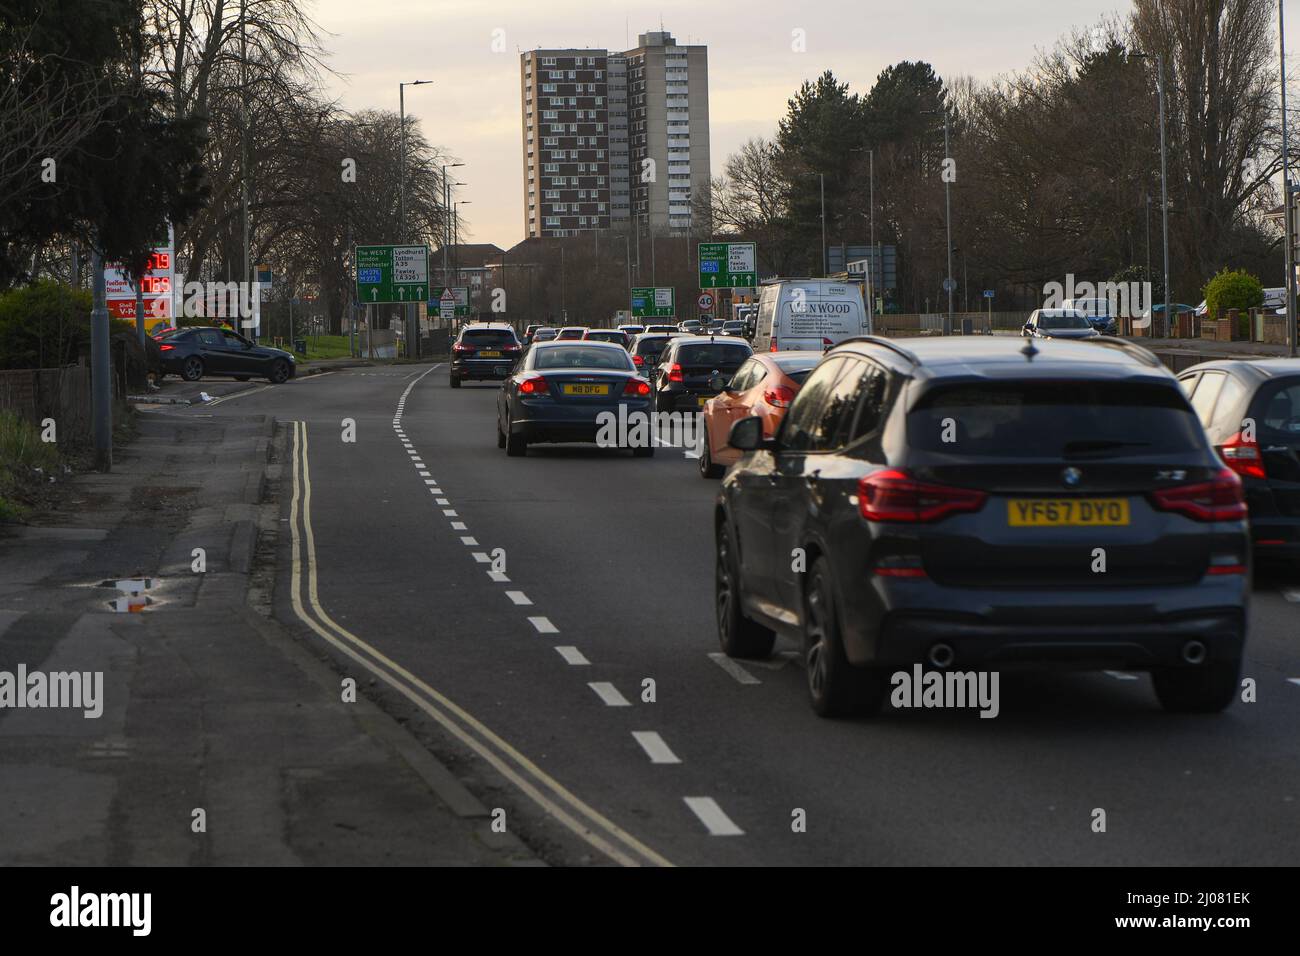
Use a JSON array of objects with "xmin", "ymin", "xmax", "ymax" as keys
[{"xmin": 1020, "ymin": 339, "xmax": 1039, "ymax": 360}]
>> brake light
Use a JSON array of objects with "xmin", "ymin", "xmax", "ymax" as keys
[
  {"xmin": 453, "ymin": 343, "xmax": 472, "ymax": 353},
  {"xmin": 1150, "ymin": 469, "xmax": 1247, "ymax": 522},
  {"xmin": 764, "ymin": 385, "xmax": 796, "ymax": 408},
  {"xmin": 518, "ymin": 375, "xmax": 548, "ymax": 396},
  {"xmin": 633, "ymin": 354, "xmax": 645, "ymax": 366},
  {"xmin": 504, "ymin": 344, "xmax": 521, "ymax": 352},
  {"xmin": 857, "ymin": 470, "xmax": 987, "ymax": 523},
  {"xmin": 159, "ymin": 344, "xmax": 175, "ymax": 352},
  {"xmin": 769, "ymin": 337, "xmax": 778, "ymax": 352},
  {"xmin": 668, "ymin": 363, "xmax": 684, "ymax": 383},
  {"xmin": 623, "ymin": 378, "xmax": 651, "ymax": 397},
  {"xmin": 1218, "ymin": 432, "xmax": 1265, "ymax": 479}
]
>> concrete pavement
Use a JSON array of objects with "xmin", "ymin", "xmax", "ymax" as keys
[{"xmin": 0, "ymin": 401, "xmax": 537, "ymax": 865}]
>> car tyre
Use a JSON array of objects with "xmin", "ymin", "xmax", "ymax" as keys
[
  {"xmin": 1152, "ymin": 658, "xmax": 1240, "ymax": 714},
  {"xmin": 267, "ymin": 360, "xmax": 290, "ymax": 384},
  {"xmin": 496, "ymin": 417, "xmax": 507, "ymax": 448},
  {"xmin": 699, "ymin": 439, "xmax": 724, "ymax": 479},
  {"xmin": 181, "ymin": 357, "xmax": 204, "ymax": 382},
  {"xmin": 505, "ymin": 429, "xmax": 527, "ymax": 457},
  {"xmin": 805, "ymin": 557, "xmax": 887, "ymax": 718},
  {"xmin": 450, "ymin": 375, "xmax": 462, "ymax": 389},
  {"xmin": 715, "ymin": 520, "xmax": 775, "ymax": 659},
  {"xmin": 234, "ymin": 375, "xmax": 251, "ymax": 382}
]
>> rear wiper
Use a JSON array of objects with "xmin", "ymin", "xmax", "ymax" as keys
[{"xmin": 1061, "ymin": 439, "xmax": 1150, "ymax": 458}]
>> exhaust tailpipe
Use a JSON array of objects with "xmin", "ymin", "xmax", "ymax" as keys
[
  {"xmin": 927, "ymin": 643, "xmax": 955, "ymax": 669},
  {"xmin": 1182, "ymin": 640, "xmax": 1207, "ymax": 665}
]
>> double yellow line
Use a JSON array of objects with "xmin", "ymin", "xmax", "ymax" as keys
[{"xmin": 286, "ymin": 421, "xmax": 672, "ymax": 867}]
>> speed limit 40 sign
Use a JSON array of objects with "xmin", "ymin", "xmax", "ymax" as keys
[{"xmin": 697, "ymin": 292, "xmax": 715, "ymax": 311}]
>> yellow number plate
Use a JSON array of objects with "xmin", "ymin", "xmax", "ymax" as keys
[
  {"xmin": 561, "ymin": 383, "xmax": 609, "ymax": 396},
  {"xmin": 698, "ymin": 395, "xmax": 713, "ymax": 406},
  {"xmin": 1008, "ymin": 498, "xmax": 1130, "ymax": 527},
  {"xmin": 479, "ymin": 350, "xmax": 501, "ymax": 357}
]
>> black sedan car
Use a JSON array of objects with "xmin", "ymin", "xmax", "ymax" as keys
[
  {"xmin": 157, "ymin": 326, "xmax": 296, "ymax": 383},
  {"xmin": 717, "ymin": 336, "xmax": 1248, "ymax": 717},
  {"xmin": 1178, "ymin": 358, "xmax": 1300, "ymax": 563},
  {"xmin": 652, "ymin": 335, "xmax": 754, "ymax": 413},
  {"xmin": 450, "ymin": 323, "xmax": 522, "ymax": 387},
  {"xmin": 496, "ymin": 341, "xmax": 653, "ymax": 457}
]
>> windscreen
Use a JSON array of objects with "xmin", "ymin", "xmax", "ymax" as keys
[
  {"xmin": 907, "ymin": 381, "xmax": 1205, "ymax": 458},
  {"xmin": 461, "ymin": 329, "xmax": 517, "ymax": 346},
  {"xmin": 534, "ymin": 346, "xmax": 633, "ymax": 371}
]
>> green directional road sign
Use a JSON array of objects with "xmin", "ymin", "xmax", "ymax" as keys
[
  {"xmin": 631, "ymin": 287, "xmax": 674, "ymax": 318},
  {"xmin": 425, "ymin": 286, "xmax": 470, "ymax": 318},
  {"xmin": 355, "ymin": 244, "xmax": 429, "ymax": 305},
  {"xmin": 698, "ymin": 241, "xmax": 757, "ymax": 289}
]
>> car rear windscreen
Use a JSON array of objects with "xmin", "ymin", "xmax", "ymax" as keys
[
  {"xmin": 908, "ymin": 381, "xmax": 1204, "ymax": 458},
  {"xmin": 462, "ymin": 329, "xmax": 517, "ymax": 346},
  {"xmin": 535, "ymin": 346, "xmax": 633, "ymax": 370},
  {"xmin": 675, "ymin": 344, "xmax": 753, "ymax": 366}
]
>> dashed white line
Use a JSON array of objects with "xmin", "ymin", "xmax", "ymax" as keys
[
  {"xmin": 488, "ymin": 571, "xmax": 510, "ymax": 583},
  {"xmin": 589, "ymin": 682, "xmax": 631, "ymax": 707},
  {"xmin": 1288, "ymin": 678, "xmax": 1300, "ymax": 687},
  {"xmin": 1104, "ymin": 671, "xmax": 1139, "ymax": 681},
  {"xmin": 1284, "ymin": 589, "xmax": 1300, "ymax": 602},
  {"xmin": 443, "ymin": 509, "xmax": 459, "ymax": 517},
  {"xmin": 436, "ymin": 497, "xmax": 450, "ymax": 504},
  {"xmin": 528, "ymin": 616, "xmax": 558, "ymax": 634},
  {"xmin": 451, "ymin": 521, "xmax": 468, "ymax": 530},
  {"xmin": 505, "ymin": 590, "xmax": 532, "ymax": 605},
  {"xmin": 632, "ymin": 732, "xmax": 681, "ymax": 765},
  {"xmin": 460, "ymin": 536, "xmax": 479, "ymax": 546},
  {"xmin": 683, "ymin": 797, "xmax": 744, "ymax": 836},
  {"xmin": 472, "ymin": 552, "xmax": 491, "ymax": 563},
  {"xmin": 555, "ymin": 646, "xmax": 590, "ymax": 666},
  {"xmin": 424, "ymin": 479, "xmax": 439, "ymax": 485},
  {"xmin": 708, "ymin": 653, "xmax": 762, "ymax": 685}
]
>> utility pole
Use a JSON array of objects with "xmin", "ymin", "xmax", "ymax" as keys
[
  {"xmin": 1281, "ymin": 0, "xmax": 1296, "ymax": 356},
  {"xmin": 90, "ymin": 249, "xmax": 111, "ymax": 471},
  {"xmin": 869, "ymin": 149, "xmax": 875, "ymax": 322},
  {"xmin": 819, "ymin": 172, "xmax": 827, "ymax": 277},
  {"xmin": 240, "ymin": 0, "xmax": 251, "ymax": 340},
  {"xmin": 1157, "ymin": 53, "xmax": 1171, "ymax": 338},
  {"xmin": 400, "ymin": 80, "xmax": 431, "ymax": 357},
  {"xmin": 942, "ymin": 111, "xmax": 953, "ymax": 335}
]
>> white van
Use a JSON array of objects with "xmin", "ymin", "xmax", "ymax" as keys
[{"xmin": 752, "ymin": 279, "xmax": 871, "ymax": 352}]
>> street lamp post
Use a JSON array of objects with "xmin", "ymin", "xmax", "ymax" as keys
[
  {"xmin": 453, "ymin": 199, "xmax": 471, "ymax": 294},
  {"xmin": 819, "ymin": 172, "xmax": 827, "ymax": 277},
  {"xmin": 920, "ymin": 109, "xmax": 954, "ymax": 334},
  {"xmin": 440, "ymin": 162, "xmax": 465, "ymax": 318},
  {"xmin": 1134, "ymin": 51, "xmax": 1171, "ymax": 337},
  {"xmin": 399, "ymin": 80, "xmax": 430, "ymax": 356},
  {"xmin": 1280, "ymin": 0, "xmax": 1296, "ymax": 356}
]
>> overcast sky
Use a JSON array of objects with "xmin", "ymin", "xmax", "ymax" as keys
[{"xmin": 309, "ymin": 0, "xmax": 1297, "ymax": 249}]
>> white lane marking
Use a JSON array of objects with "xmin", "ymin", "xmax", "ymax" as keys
[
  {"xmin": 529, "ymin": 616, "xmax": 558, "ymax": 634},
  {"xmin": 1104, "ymin": 671, "xmax": 1139, "ymax": 681},
  {"xmin": 451, "ymin": 521, "xmax": 468, "ymax": 530},
  {"xmin": 744, "ymin": 651, "xmax": 803, "ymax": 671},
  {"xmin": 1288, "ymin": 678, "xmax": 1300, "ymax": 687},
  {"xmin": 683, "ymin": 797, "xmax": 744, "ymax": 836},
  {"xmin": 472, "ymin": 552, "xmax": 491, "ymax": 563},
  {"xmin": 555, "ymin": 646, "xmax": 590, "ymax": 666},
  {"xmin": 708, "ymin": 652, "xmax": 761, "ymax": 685},
  {"xmin": 1283, "ymin": 589, "xmax": 1300, "ymax": 602},
  {"xmin": 505, "ymin": 590, "xmax": 532, "ymax": 606},
  {"xmin": 424, "ymin": 479, "xmax": 439, "ymax": 486},
  {"xmin": 488, "ymin": 571, "xmax": 511, "ymax": 583},
  {"xmin": 443, "ymin": 509, "xmax": 459, "ymax": 517},
  {"xmin": 460, "ymin": 536, "xmax": 479, "ymax": 546},
  {"xmin": 436, "ymin": 497, "xmax": 450, "ymax": 504},
  {"xmin": 632, "ymin": 732, "xmax": 681, "ymax": 765},
  {"xmin": 418, "ymin": 471, "xmax": 431, "ymax": 477},
  {"xmin": 589, "ymin": 682, "xmax": 631, "ymax": 707}
]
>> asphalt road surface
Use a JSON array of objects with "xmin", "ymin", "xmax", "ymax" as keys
[{"xmin": 178, "ymin": 363, "xmax": 1300, "ymax": 866}]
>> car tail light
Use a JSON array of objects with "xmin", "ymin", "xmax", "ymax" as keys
[
  {"xmin": 453, "ymin": 342, "xmax": 472, "ymax": 353},
  {"xmin": 623, "ymin": 378, "xmax": 651, "ymax": 397},
  {"xmin": 633, "ymin": 354, "xmax": 645, "ymax": 366},
  {"xmin": 518, "ymin": 375, "xmax": 548, "ymax": 396},
  {"xmin": 872, "ymin": 554, "xmax": 927, "ymax": 578},
  {"xmin": 668, "ymin": 363, "xmax": 684, "ymax": 383},
  {"xmin": 1218, "ymin": 432, "xmax": 1265, "ymax": 479},
  {"xmin": 764, "ymin": 385, "xmax": 796, "ymax": 408},
  {"xmin": 1207, "ymin": 553, "xmax": 1247, "ymax": 575},
  {"xmin": 504, "ymin": 343, "xmax": 521, "ymax": 352},
  {"xmin": 769, "ymin": 337, "xmax": 778, "ymax": 352},
  {"xmin": 1150, "ymin": 469, "xmax": 1247, "ymax": 522},
  {"xmin": 159, "ymin": 344, "xmax": 175, "ymax": 352},
  {"xmin": 857, "ymin": 470, "xmax": 987, "ymax": 523}
]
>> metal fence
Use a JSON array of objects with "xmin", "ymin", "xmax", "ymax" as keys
[
  {"xmin": 0, "ymin": 366, "xmax": 92, "ymax": 444},
  {"xmin": 876, "ymin": 312, "xmax": 1028, "ymax": 334}
]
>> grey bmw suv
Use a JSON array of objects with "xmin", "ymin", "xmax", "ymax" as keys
[{"xmin": 716, "ymin": 336, "xmax": 1250, "ymax": 717}]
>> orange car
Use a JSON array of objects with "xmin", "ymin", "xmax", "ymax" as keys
[{"xmin": 699, "ymin": 351, "xmax": 823, "ymax": 478}]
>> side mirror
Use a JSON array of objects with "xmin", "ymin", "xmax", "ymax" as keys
[{"xmin": 728, "ymin": 416, "xmax": 770, "ymax": 452}]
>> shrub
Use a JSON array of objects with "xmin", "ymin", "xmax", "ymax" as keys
[
  {"xmin": 0, "ymin": 281, "xmax": 135, "ymax": 369},
  {"xmin": 0, "ymin": 410, "xmax": 60, "ymax": 522},
  {"xmin": 1202, "ymin": 268, "xmax": 1264, "ymax": 320}
]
